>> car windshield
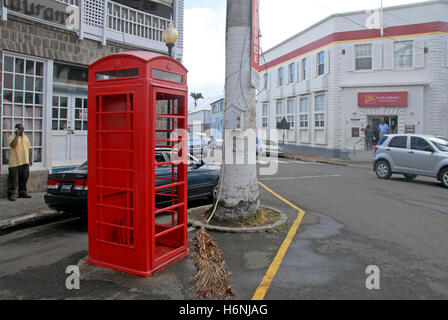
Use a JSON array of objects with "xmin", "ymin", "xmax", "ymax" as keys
[
  {"xmin": 77, "ymin": 162, "xmax": 88, "ymax": 170},
  {"xmin": 429, "ymin": 137, "xmax": 448, "ymax": 152}
]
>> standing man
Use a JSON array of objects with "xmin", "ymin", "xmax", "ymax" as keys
[
  {"xmin": 7, "ymin": 124, "xmax": 32, "ymax": 201},
  {"xmin": 378, "ymin": 120, "xmax": 390, "ymax": 139}
]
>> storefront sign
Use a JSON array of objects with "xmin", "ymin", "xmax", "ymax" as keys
[
  {"xmin": 358, "ymin": 92, "xmax": 408, "ymax": 107},
  {"xmin": 3, "ymin": 0, "xmax": 80, "ymax": 30}
]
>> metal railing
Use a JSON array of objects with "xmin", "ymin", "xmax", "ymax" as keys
[{"xmin": 2, "ymin": 0, "xmax": 176, "ymax": 54}]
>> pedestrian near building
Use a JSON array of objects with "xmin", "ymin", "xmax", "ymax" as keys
[
  {"xmin": 7, "ymin": 124, "xmax": 33, "ymax": 201},
  {"xmin": 378, "ymin": 121, "xmax": 390, "ymax": 138},
  {"xmin": 364, "ymin": 125, "xmax": 374, "ymax": 151}
]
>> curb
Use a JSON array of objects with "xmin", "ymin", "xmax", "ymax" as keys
[
  {"xmin": 283, "ymin": 154, "xmax": 348, "ymax": 166},
  {"xmin": 188, "ymin": 206, "xmax": 288, "ymax": 233},
  {"xmin": 0, "ymin": 210, "xmax": 71, "ymax": 234}
]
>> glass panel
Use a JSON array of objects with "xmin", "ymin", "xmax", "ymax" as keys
[
  {"xmin": 75, "ymin": 98, "xmax": 82, "ymax": 109},
  {"xmin": 35, "ymin": 62, "xmax": 43, "ymax": 76},
  {"xmin": 52, "ymin": 120, "xmax": 58, "ymax": 130},
  {"xmin": 15, "ymin": 58, "xmax": 24, "ymax": 74},
  {"xmin": 34, "ymin": 119, "xmax": 42, "ymax": 130},
  {"xmin": 3, "ymin": 118, "xmax": 12, "ymax": 130},
  {"xmin": 14, "ymin": 105, "xmax": 23, "ymax": 117},
  {"xmin": 25, "ymin": 106, "xmax": 33, "ymax": 117},
  {"xmin": 34, "ymin": 93, "xmax": 43, "ymax": 105},
  {"xmin": 25, "ymin": 92, "xmax": 34, "ymax": 104},
  {"xmin": 25, "ymin": 119, "xmax": 33, "ymax": 129},
  {"xmin": 53, "ymin": 96, "xmax": 59, "ymax": 107},
  {"xmin": 26, "ymin": 76, "xmax": 34, "ymax": 91},
  {"xmin": 75, "ymin": 121, "xmax": 81, "ymax": 130},
  {"xmin": 33, "ymin": 148, "xmax": 42, "ymax": 162},
  {"xmin": 3, "ymin": 104, "xmax": 12, "ymax": 116},
  {"xmin": 4, "ymin": 56, "xmax": 14, "ymax": 72},
  {"xmin": 35, "ymin": 78, "xmax": 43, "ymax": 92},
  {"xmin": 60, "ymin": 97, "xmax": 68, "ymax": 107},
  {"xmin": 83, "ymin": 121, "xmax": 87, "ymax": 130},
  {"xmin": 4, "ymin": 73, "xmax": 13, "ymax": 89},
  {"xmin": 34, "ymin": 132, "xmax": 42, "ymax": 146},
  {"xmin": 3, "ymin": 90, "xmax": 13, "ymax": 103},
  {"xmin": 14, "ymin": 74, "xmax": 24, "ymax": 90},
  {"xmin": 3, "ymin": 149, "xmax": 10, "ymax": 165},
  {"xmin": 96, "ymin": 68, "xmax": 139, "ymax": 80},
  {"xmin": 83, "ymin": 99, "xmax": 88, "ymax": 108},
  {"xmin": 35, "ymin": 106, "xmax": 43, "ymax": 118},
  {"xmin": 59, "ymin": 121, "xmax": 66, "ymax": 130},
  {"xmin": 60, "ymin": 108, "xmax": 67, "ymax": 119},
  {"xmin": 14, "ymin": 91, "xmax": 23, "ymax": 103},
  {"xmin": 52, "ymin": 108, "xmax": 59, "ymax": 119},
  {"xmin": 26, "ymin": 60, "xmax": 35, "ymax": 75}
]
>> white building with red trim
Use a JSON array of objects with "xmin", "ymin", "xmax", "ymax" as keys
[{"xmin": 257, "ymin": 0, "xmax": 448, "ymax": 159}]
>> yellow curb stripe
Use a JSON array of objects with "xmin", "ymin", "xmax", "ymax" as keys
[{"xmin": 252, "ymin": 181, "xmax": 306, "ymax": 300}]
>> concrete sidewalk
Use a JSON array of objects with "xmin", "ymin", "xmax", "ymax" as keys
[
  {"xmin": 0, "ymin": 192, "xmax": 68, "ymax": 232},
  {"xmin": 283, "ymin": 152, "xmax": 373, "ymax": 170}
]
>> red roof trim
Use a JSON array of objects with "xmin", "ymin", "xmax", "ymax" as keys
[{"xmin": 260, "ymin": 22, "xmax": 448, "ymax": 71}]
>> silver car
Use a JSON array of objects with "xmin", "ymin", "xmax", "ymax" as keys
[{"xmin": 373, "ymin": 134, "xmax": 448, "ymax": 188}]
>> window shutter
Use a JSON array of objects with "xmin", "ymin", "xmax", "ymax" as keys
[
  {"xmin": 384, "ymin": 40, "xmax": 394, "ymax": 70},
  {"xmin": 312, "ymin": 54, "xmax": 317, "ymax": 77},
  {"xmin": 324, "ymin": 49, "xmax": 330, "ymax": 75},
  {"xmin": 297, "ymin": 60, "xmax": 302, "ymax": 82},
  {"xmin": 307, "ymin": 57, "xmax": 311, "ymax": 79},
  {"xmin": 413, "ymin": 39, "xmax": 424, "ymax": 68},
  {"xmin": 372, "ymin": 42, "xmax": 382, "ymax": 70},
  {"xmin": 346, "ymin": 45, "xmax": 355, "ymax": 71}
]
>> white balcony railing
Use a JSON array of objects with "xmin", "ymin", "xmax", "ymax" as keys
[{"xmin": 1, "ymin": 0, "xmax": 178, "ymax": 56}]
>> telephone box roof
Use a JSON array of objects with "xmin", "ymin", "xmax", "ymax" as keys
[{"xmin": 89, "ymin": 51, "xmax": 188, "ymax": 73}]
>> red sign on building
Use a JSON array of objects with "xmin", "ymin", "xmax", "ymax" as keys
[
  {"xmin": 252, "ymin": 0, "xmax": 260, "ymax": 70},
  {"xmin": 358, "ymin": 92, "xmax": 408, "ymax": 107}
]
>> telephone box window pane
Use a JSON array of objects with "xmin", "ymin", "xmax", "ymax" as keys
[
  {"xmin": 4, "ymin": 73, "xmax": 13, "ymax": 89},
  {"xmin": 96, "ymin": 68, "xmax": 139, "ymax": 80},
  {"xmin": 152, "ymin": 69, "xmax": 183, "ymax": 83}
]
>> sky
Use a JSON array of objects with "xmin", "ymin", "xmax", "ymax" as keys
[{"xmin": 183, "ymin": 0, "xmax": 428, "ymax": 109}]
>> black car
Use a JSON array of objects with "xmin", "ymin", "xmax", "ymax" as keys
[{"xmin": 44, "ymin": 149, "xmax": 220, "ymax": 215}]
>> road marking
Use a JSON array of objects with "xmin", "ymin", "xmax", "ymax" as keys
[
  {"xmin": 252, "ymin": 181, "xmax": 306, "ymax": 300},
  {"xmin": 258, "ymin": 174, "xmax": 341, "ymax": 181}
]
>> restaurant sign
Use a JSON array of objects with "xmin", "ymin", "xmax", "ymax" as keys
[
  {"xmin": 358, "ymin": 92, "xmax": 408, "ymax": 107},
  {"xmin": 3, "ymin": 0, "xmax": 80, "ymax": 30}
]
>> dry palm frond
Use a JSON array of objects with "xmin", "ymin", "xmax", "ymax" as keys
[{"xmin": 191, "ymin": 227, "xmax": 235, "ymax": 300}]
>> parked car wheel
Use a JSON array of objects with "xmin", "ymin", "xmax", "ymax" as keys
[
  {"xmin": 375, "ymin": 160, "xmax": 392, "ymax": 179},
  {"xmin": 440, "ymin": 168, "xmax": 448, "ymax": 189},
  {"xmin": 403, "ymin": 174, "xmax": 418, "ymax": 180}
]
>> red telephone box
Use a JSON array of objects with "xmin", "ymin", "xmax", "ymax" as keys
[{"xmin": 87, "ymin": 51, "xmax": 189, "ymax": 277}]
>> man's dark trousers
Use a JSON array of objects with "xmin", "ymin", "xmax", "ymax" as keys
[{"xmin": 7, "ymin": 164, "xmax": 29, "ymax": 196}]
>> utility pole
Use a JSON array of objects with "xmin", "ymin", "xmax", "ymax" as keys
[{"xmin": 212, "ymin": 0, "xmax": 260, "ymax": 222}]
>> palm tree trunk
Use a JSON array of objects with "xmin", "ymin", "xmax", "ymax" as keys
[{"xmin": 213, "ymin": 0, "xmax": 260, "ymax": 221}]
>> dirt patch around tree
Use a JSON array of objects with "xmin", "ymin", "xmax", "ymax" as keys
[{"xmin": 189, "ymin": 206, "xmax": 281, "ymax": 229}]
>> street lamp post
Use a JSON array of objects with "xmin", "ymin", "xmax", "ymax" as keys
[{"xmin": 163, "ymin": 22, "xmax": 178, "ymax": 58}]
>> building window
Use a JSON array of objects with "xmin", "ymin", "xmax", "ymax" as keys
[
  {"xmin": 317, "ymin": 51, "xmax": 325, "ymax": 76},
  {"xmin": 314, "ymin": 95, "xmax": 325, "ymax": 128},
  {"xmin": 394, "ymin": 41, "xmax": 413, "ymax": 69},
  {"xmin": 355, "ymin": 44, "xmax": 372, "ymax": 70},
  {"xmin": 2, "ymin": 54, "xmax": 44, "ymax": 166},
  {"xmin": 287, "ymin": 99, "xmax": 295, "ymax": 128},
  {"xmin": 299, "ymin": 97, "xmax": 309, "ymax": 128},
  {"xmin": 278, "ymin": 67, "xmax": 284, "ymax": 87},
  {"xmin": 301, "ymin": 58, "xmax": 307, "ymax": 80},
  {"xmin": 263, "ymin": 73, "xmax": 269, "ymax": 90},
  {"xmin": 276, "ymin": 100, "xmax": 283, "ymax": 124},
  {"xmin": 288, "ymin": 63, "xmax": 296, "ymax": 84},
  {"xmin": 262, "ymin": 103, "xmax": 268, "ymax": 128}
]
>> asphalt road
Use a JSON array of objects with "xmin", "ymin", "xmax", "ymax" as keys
[
  {"xmin": 256, "ymin": 157, "xmax": 448, "ymax": 299},
  {"xmin": 0, "ymin": 158, "xmax": 447, "ymax": 300}
]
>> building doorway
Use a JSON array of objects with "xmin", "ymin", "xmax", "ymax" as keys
[
  {"xmin": 51, "ymin": 94, "xmax": 88, "ymax": 168},
  {"xmin": 369, "ymin": 116, "xmax": 398, "ymax": 134}
]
